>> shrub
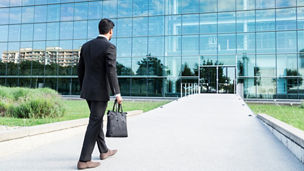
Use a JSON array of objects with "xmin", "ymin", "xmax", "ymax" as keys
[
  {"xmin": 300, "ymin": 102, "xmax": 304, "ymax": 109},
  {"xmin": 0, "ymin": 86, "xmax": 65, "ymax": 119}
]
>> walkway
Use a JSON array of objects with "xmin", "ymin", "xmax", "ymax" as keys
[{"xmin": 0, "ymin": 94, "xmax": 303, "ymax": 170}]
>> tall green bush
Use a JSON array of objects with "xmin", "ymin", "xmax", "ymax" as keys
[{"xmin": 0, "ymin": 86, "xmax": 65, "ymax": 118}]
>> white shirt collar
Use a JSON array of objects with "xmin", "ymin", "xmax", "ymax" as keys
[{"xmin": 98, "ymin": 34, "xmax": 109, "ymax": 41}]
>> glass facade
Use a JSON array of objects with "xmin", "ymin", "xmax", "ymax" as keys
[{"xmin": 0, "ymin": 0, "xmax": 304, "ymax": 99}]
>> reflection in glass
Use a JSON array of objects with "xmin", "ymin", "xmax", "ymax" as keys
[
  {"xmin": 116, "ymin": 58, "xmax": 132, "ymax": 75},
  {"xmin": 200, "ymin": 0, "xmax": 217, "ymax": 13},
  {"xmin": 165, "ymin": 0, "xmax": 182, "ymax": 15},
  {"xmin": 74, "ymin": 21, "xmax": 88, "ymax": 39},
  {"xmin": 34, "ymin": 23, "xmax": 46, "ymax": 41},
  {"xmin": 0, "ymin": 0, "xmax": 9, "ymax": 7},
  {"xmin": 0, "ymin": 26, "xmax": 8, "ymax": 42},
  {"xmin": 182, "ymin": 35, "xmax": 199, "ymax": 56},
  {"xmin": 200, "ymin": 34, "xmax": 217, "ymax": 55},
  {"xmin": 133, "ymin": 17, "xmax": 148, "ymax": 36},
  {"xmin": 149, "ymin": 0, "xmax": 164, "ymax": 15},
  {"xmin": 237, "ymin": 33, "xmax": 255, "ymax": 54},
  {"xmin": 21, "ymin": 24, "xmax": 33, "ymax": 41},
  {"xmin": 74, "ymin": 2, "xmax": 88, "ymax": 20},
  {"xmin": 165, "ymin": 36, "xmax": 181, "ymax": 56},
  {"xmin": 256, "ymin": 32, "xmax": 275, "ymax": 54},
  {"xmin": 118, "ymin": 0, "xmax": 132, "ymax": 17},
  {"xmin": 22, "ymin": 6, "xmax": 34, "ymax": 23},
  {"xmin": 0, "ymin": 8, "xmax": 9, "ymax": 24},
  {"xmin": 133, "ymin": 0, "xmax": 149, "ymax": 16},
  {"xmin": 181, "ymin": 56, "xmax": 198, "ymax": 76},
  {"xmin": 200, "ymin": 13, "xmax": 217, "ymax": 34},
  {"xmin": 257, "ymin": 78, "xmax": 276, "ymax": 99},
  {"xmin": 218, "ymin": 55, "xmax": 236, "ymax": 65},
  {"xmin": 182, "ymin": 14, "xmax": 199, "ymax": 35},
  {"xmin": 218, "ymin": 12, "xmax": 236, "ymax": 33},
  {"xmin": 117, "ymin": 18, "xmax": 132, "ymax": 37},
  {"xmin": 61, "ymin": 3, "xmax": 74, "ymax": 21},
  {"xmin": 32, "ymin": 41, "xmax": 46, "ymax": 75},
  {"xmin": 103, "ymin": 0, "xmax": 117, "ymax": 18},
  {"xmin": 58, "ymin": 78, "xmax": 71, "ymax": 95},
  {"xmin": 237, "ymin": 0, "xmax": 255, "ymax": 10},
  {"xmin": 182, "ymin": 0, "xmax": 199, "ymax": 14},
  {"xmin": 149, "ymin": 16, "xmax": 165, "ymax": 36},
  {"xmin": 165, "ymin": 15, "xmax": 181, "ymax": 35},
  {"xmin": 148, "ymin": 37, "xmax": 164, "ymax": 57},
  {"xmin": 276, "ymin": 8, "xmax": 296, "ymax": 31},
  {"xmin": 237, "ymin": 10, "xmax": 255, "ymax": 32},
  {"xmin": 147, "ymin": 78, "xmax": 164, "ymax": 96},
  {"xmin": 34, "ymin": 5, "xmax": 47, "ymax": 22},
  {"xmin": 88, "ymin": 1, "xmax": 102, "ymax": 20},
  {"xmin": 88, "ymin": 20, "xmax": 99, "ymax": 39},
  {"xmin": 256, "ymin": 0, "xmax": 275, "ymax": 9},
  {"xmin": 131, "ymin": 78, "xmax": 147, "ymax": 96},
  {"xmin": 9, "ymin": 7, "xmax": 21, "ymax": 24},
  {"xmin": 47, "ymin": 22, "xmax": 59, "ymax": 40},
  {"xmin": 256, "ymin": 9, "xmax": 275, "ymax": 31},
  {"xmin": 276, "ymin": 31, "xmax": 296, "ymax": 53},
  {"xmin": 165, "ymin": 57, "xmax": 181, "ymax": 77},
  {"xmin": 47, "ymin": 5, "xmax": 60, "ymax": 22},
  {"xmin": 276, "ymin": 0, "xmax": 296, "ymax": 7},
  {"xmin": 218, "ymin": 34, "xmax": 236, "ymax": 55},
  {"xmin": 218, "ymin": 0, "xmax": 235, "ymax": 11},
  {"xmin": 10, "ymin": 0, "xmax": 22, "ymax": 7},
  {"xmin": 132, "ymin": 37, "xmax": 147, "ymax": 57},
  {"xmin": 60, "ymin": 22, "xmax": 73, "ymax": 40},
  {"xmin": 9, "ymin": 25, "xmax": 21, "ymax": 41},
  {"xmin": 256, "ymin": 54, "xmax": 275, "ymax": 77},
  {"xmin": 277, "ymin": 54, "xmax": 297, "ymax": 77},
  {"xmin": 237, "ymin": 54, "xmax": 255, "ymax": 77},
  {"xmin": 117, "ymin": 38, "xmax": 132, "ymax": 57}
]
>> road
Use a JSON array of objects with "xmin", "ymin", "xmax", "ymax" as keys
[{"xmin": 0, "ymin": 94, "xmax": 303, "ymax": 170}]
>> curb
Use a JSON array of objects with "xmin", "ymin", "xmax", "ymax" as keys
[
  {"xmin": 0, "ymin": 110, "xmax": 143, "ymax": 142},
  {"xmin": 257, "ymin": 113, "xmax": 304, "ymax": 163}
]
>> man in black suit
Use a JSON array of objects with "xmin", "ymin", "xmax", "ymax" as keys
[{"xmin": 77, "ymin": 18, "xmax": 123, "ymax": 170}]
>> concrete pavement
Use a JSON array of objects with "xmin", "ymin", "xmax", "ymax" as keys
[{"xmin": 0, "ymin": 94, "xmax": 303, "ymax": 170}]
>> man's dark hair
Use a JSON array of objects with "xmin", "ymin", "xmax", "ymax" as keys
[{"xmin": 98, "ymin": 18, "xmax": 115, "ymax": 34}]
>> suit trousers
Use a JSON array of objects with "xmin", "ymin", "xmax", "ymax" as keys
[{"xmin": 79, "ymin": 100, "xmax": 109, "ymax": 162}]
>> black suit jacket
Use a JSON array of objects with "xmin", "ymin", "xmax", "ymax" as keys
[{"xmin": 77, "ymin": 36, "xmax": 120, "ymax": 101}]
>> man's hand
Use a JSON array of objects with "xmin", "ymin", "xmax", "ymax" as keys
[{"xmin": 116, "ymin": 94, "xmax": 123, "ymax": 104}]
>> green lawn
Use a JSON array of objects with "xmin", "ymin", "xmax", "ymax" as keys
[
  {"xmin": 248, "ymin": 104, "xmax": 304, "ymax": 131},
  {"xmin": 0, "ymin": 100, "xmax": 171, "ymax": 127}
]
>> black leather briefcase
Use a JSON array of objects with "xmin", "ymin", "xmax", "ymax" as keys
[{"xmin": 106, "ymin": 100, "xmax": 128, "ymax": 137}]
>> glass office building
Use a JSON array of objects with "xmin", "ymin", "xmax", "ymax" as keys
[{"xmin": 0, "ymin": 0, "xmax": 304, "ymax": 99}]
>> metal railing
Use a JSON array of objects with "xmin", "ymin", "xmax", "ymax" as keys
[{"xmin": 180, "ymin": 83, "xmax": 201, "ymax": 97}]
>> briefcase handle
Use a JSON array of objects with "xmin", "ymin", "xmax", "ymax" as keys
[{"xmin": 112, "ymin": 99, "xmax": 124, "ymax": 113}]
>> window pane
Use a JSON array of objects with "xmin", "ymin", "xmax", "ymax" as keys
[
  {"xmin": 165, "ymin": 0, "xmax": 182, "ymax": 15},
  {"xmin": 256, "ymin": 54, "xmax": 276, "ymax": 77},
  {"xmin": 34, "ymin": 23, "xmax": 46, "ymax": 41},
  {"xmin": 200, "ymin": 34, "xmax": 217, "ymax": 55},
  {"xmin": 297, "ymin": 7, "xmax": 304, "ymax": 30},
  {"xmin": 237, "ymin": 33, "xmax": 255, "ymax": 54},
  {"xmin": 182, "ymin": 0, "xmax": 199, "ymax": 14},
  {"xmin": 165, "ymin": 36, "xmax": 181, "ymax": 56},
  {"xmin": 9, "ymin": 7, "xmax": 21, "ymax": 24},
  {"xmin": 133, "ymin": 0, "xmax": 149, "ymax": 16},
  {"xmin": 47, "ymin": 5, "xmax": 60, "ymax": 22},
  {"xmin": 299, "ymin": 0, "xmax": 304, "ymax": 6},
  {"xmin": 277, "ymin": 54, "xmax": 297, "ymax": 77},
  {"xmin": 182, "ymin": 14, "xmax": 199, "ymax": 35},
  {"xmin": 256, "ymin": 0, "xmax": 275, "ymax": 9},
  {"xmin": 35, "ymin": 0, "xmax": 47, "ymax": 5},
  {"xmin": 0, "ymin": 8, "xmax": 9, "ymax": 24},
  {"xmin": 22, "ymin": 0, "xmax": 34, "ymax": 6},
  {"xmin": 0, "ymin": 43, "xmax": 7, "ymax": 62},
  {"xmin": 118, "ymin": 0, "xmax": 132, "ymax": 17},
  {"xmin": 182, "ymin": 35, "xmax": 199, "ymax": 56},
  {"xmin": 237, "ymin": 0, "xmax": 255, "ymax": 10},
  {"xmin": 237, "ymin": 54, "xmax": 255, "ymax": 77},
  {"xmin": 276, "ymin": 31, "xmax": 297, "ymax": 53},
  {"xmin": 74, "ymin": 21, "xmax": 88, "ymax": 39},
  {"xmin": 165, "ymin": 15, "xmax": 181, "ymax": 35},
  {"xmin": 117, "ymin": 38, "xmax": 131, "ymax": 57},
  {"xmin": 256, "ymin": 78, "xmax": 276, "ymax": 99},
  {"xmin": 47, "ymin": 22, "xmax": 59, "ymax": 40},
  {"xmin": 0, "ymin": 26, "xmax": 8, "ymax": 42},
  {"xmin": 149, "ymin": 0, "xmax": 164, "ymax": 15},
  {"xmin": 237, "ymin": 10, "xmax": 255, "ymax": 33},
  {"xmin": 0, "ymin": 0, "xmax": 9, "ymax": 7},
  {"xmin": 74, "ymin": 2, "xmax": 88, "ymax": 20},
  {"xmin": 133, "ymin": 37, "xmax": 147, "ymax": 57},
  {"xmin": 149, "ymin": 16, "xmax": 164, "ymax": 36},
  {"xmin": 117, "ymin": 18, "xmax": 132, "ymax": 37},
  {"xmin": 9, "ymin": 25, "xmax": 21, "ymax": 41},
  {"xmin": 22, "ymin": 7, "xmax": 34, "ymax": 23},
  {"xmin": 299, "ymin": 31, "xmax": 304, "ymax": 54},
  {"xmin": 117, "ymin": 58, "xmax": 132, "ymax": 75},
  {"xmin": 218, "ymin": 0, "xmax": 235, "ymax": 11},
  {"xmin": 218, "ymin": 34, "xmax": 236, "ymax": 55},
  {"xmin": 133, "ymin": 17, "xmax": 148, "ymax": 36},
  {"xmin": 60, "ymin": 22, "xmax": 73, "ymax": 40},
  {"xmin": 21, "ymin": 24, "xmax": 33, "ymax": 41},
  {"xmin": 165, "ymin": 57, "xmax": 181, "ymax": 77},
  {"xmin": 88, "ymin": 1, "xmax": 102, "ymax": 20},
  {"xmin": 103, "ymin": 0, "xmax": 117, "ymax": 18},
  {"xmin": 200, "ymin": 13, "xmax": 217, "ymax": 34},
  {"xmin": 200, "ymin": 0, "xmax": 217, "ymax": 13},
  {"xmin": 218, "ymin": 55, "xmax": 236, "ymax": 65},
  {"xmin": 32, "ymin": 41, "xmax": 46, "ymax": 75},
  {"xmin": 256, "ymin": 9, "xmax": 275, "ymax": 31},
  {"xmin": 148, "ymin": 36, "xmax": 164, "ymax": 57},
  {"xmin": 276, "ymin": 8, "xmax": 296, "ymax": 31},
  {"xmin": 276, "ymin": 0, "xmax": 296, "ymax": 7},
  {"xmin": 256, "ymin": 32, "xmax": 275, "ymax": 54},
  {"xmin": 61, "ymin": 3, "xmax": 74, "ymax": 21},
  {"xmin": 88, "ymin": 20, "xmax": 99, "ymax": 39},
  {"xmin": 34, "ymin": 5, "xmax": 47, "ymax": 22},
  {"xmin": 10, "ymin": 0, "xmax": 21, "ymax": 6},
  {"xmin": 218, "ymin": 12, "xmax": 236, "ymax": 33}
]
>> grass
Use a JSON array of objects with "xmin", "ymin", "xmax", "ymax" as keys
[
  {"xmin": 0, "ymin": 100, "xmax": 171, "ymax": 127},
  {"xmin": 248, "ymin": 104, "xmax": 304, "ymax": 131}
]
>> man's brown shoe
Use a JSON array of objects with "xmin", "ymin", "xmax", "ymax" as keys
[
  {"xmin": 100, "ymin": 149, "xmax": 118, "ymax": 160},
  {"xmin": 77, "ymin": 161, "xmax": 100, "ymax": 170}
]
